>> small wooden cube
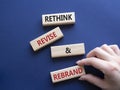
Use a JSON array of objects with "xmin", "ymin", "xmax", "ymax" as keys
[
  {"xmin": 51, "ymin": 43, "xmax": 85, "ymax": 58},
  {"xmin": 42, "ymin": 12, "xmax": 75, "ymax": 26},
  {"xmin": 50, "ymin": 65, "xmax": 85, "ymax": 83},
  {"xmin": 30, "ymin": 27, "xmax": 64, "ymax": 51}
]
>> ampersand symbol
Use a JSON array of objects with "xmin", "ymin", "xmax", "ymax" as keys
[{"xmin": 65, "ymin": 47, "xmax": 71, "ymax": 54}]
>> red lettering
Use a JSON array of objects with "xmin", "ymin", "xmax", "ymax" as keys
[
  {"xmin": 73, "ymin": 69, "xmax": 79, "ymax": 75},
  {"xmin": 57, "ymin": 73, "xmax": 61, "ymax": 80},
  {"xmin": 61, "ymin": 72, "xmax": 65, "ymax": 78},
  {"xmin": 69, "ymin": 70, "xmax": 74, "ymax": 76},
  {"xmin": 53, "ymin": 74, "xmax": 58, "ymax": 80},
  {"xmin": 49, "ymin": 33, "xmax": 54, "ymax": 40},
  {"xmin": 43, "ymin": 32, "xmax": 57, "ymax": 43},
  {"xmin": 47, "ymin": 33, "xmax": 52, "ymax": 40},
  {"xmin": 37, "ymin": 31, "xmax": 57, "ymax": 46},
  {"xmin": 37, "ymin": 40, "xmax": 42, "ymax": 46},
  {"xmin": 53, "ymin": 32, "xmax": 57, "ymax": 37},
  {"xmin": 41, "ymin": 38, "xmax": 45, "ymax": 44},
  {"xmin": 65, "ymin": 71, "xmax": 69, "ymax": 77},
  {"xmin": 44, "ymin": 35, "xmax": 49, "ymax": 42},
  {"xmin": 78, "ymin": 68, "xmax": 82, "ymax": 73},
  {"xmin": 52, "ymin": 67, "xmax": 84, "ymax": 81}
]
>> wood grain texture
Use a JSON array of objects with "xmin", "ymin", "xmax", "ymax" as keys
[
  {"xmin": 51, "ymin": 43, "xmax": 85, "ymax": 58},
  {"xmin": 50, "ymin": 65, "xmax": 85, "ymax": 83},
  {"xmin": 30, "ymin": 27, "xmax": 64, "ymax": 51},
  {"xmin": 42, "ymin": 12, "xmax": 75, "ymax": 26}
]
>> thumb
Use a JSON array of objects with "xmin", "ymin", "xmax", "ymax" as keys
[{"xmin": 79, "ymin": 74, "xmax": 106, "ymax": 89}]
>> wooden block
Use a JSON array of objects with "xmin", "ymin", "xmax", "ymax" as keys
[
  {"xmin": 51, "ymin": 43, "xmax": 85, "ymax": 58},
  {"xmin": 30, "ymin": 27, "xmax": 64, "ymax": 51},
  {"xmin": 42, "ymin": 12, "xmax": 75, "ymax": 26},
  {"xmin": 50, "ymin": 65, "xmax": 85, "ymax": 83}
]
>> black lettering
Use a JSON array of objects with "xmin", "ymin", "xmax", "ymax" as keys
[
  {"xmin": 56, "ymin": 15, "xmax": 61, "ymax": 21},
  {"xmin": 63, "ymin": 15, "xmax": 68, "ymax": 21},
  {"xmin": 45, "ymin": 16, "xmax": 49, "ymax": 22},
  {"xmin": 49, "ymin": 16, "xmax": 52, "ymax": 22},
  {"xmin": 45, "ymin": 14, "xmax": 72, "ymax": 22},
  {"xmin": 52, "ymin": 15, "xmax": 56, "ymax": 21},
  {"xmin": 68, "ymin": 14, "xmax": 72, "ymax": 20},
  {"xmin": 65, "ymin": 47, "xmax": 71, "ymax": 54}
]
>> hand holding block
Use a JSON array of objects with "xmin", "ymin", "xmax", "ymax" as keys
[
  {"xmin": 42, "ymin": 12, "xmax": 75, "ymax": 26},
  {"xmin": 51, "ymin": 43, "xmax": 85, "ymax": 58},
  {"xmin": 50, "ymin": 65, "xmax": 85, "ymax": 83},
  {"xmin": 30, "ymin": 27, "xmax": 64, "ymax": 51}
]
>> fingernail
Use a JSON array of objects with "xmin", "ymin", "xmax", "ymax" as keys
[{"xmin": 76, "ymin": 60, "xmax": 80, "ymax": 64}]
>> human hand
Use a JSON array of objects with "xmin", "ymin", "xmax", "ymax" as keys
[{"xmin": 76, "ymin": 44, "xmax": 120, "ymax": 90}]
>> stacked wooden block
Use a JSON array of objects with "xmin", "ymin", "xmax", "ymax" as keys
[{"xmin": 30, "ymin": 12, "xmax": 86, "ymax": 83}]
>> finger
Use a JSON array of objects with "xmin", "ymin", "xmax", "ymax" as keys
[
  {"xmin": 109, "ymin": 45, "xmax": 120, "ymax": 55},
  {"xmin": 76, "ymin": 57, "xmax": 111, "ymax": 74},
  {"xmin": 101, "ymin": 44, "xmax": 116, "ymax": 55},
  {"xmin": 87, "ymin": 47, "xmax": 112, "ymax": 61},
  {"xmin": 79, "ymin": 74, "xmax": 107, "ymax": 89}
]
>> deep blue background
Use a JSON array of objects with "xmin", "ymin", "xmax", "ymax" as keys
[{"xmin": 0, "ymin": 0, "xmax": 120, "ymax": 90}]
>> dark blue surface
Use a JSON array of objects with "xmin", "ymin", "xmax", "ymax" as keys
[{"xmin": 0, "ymin": 0, "xmax": 120, "ymax": 90}]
